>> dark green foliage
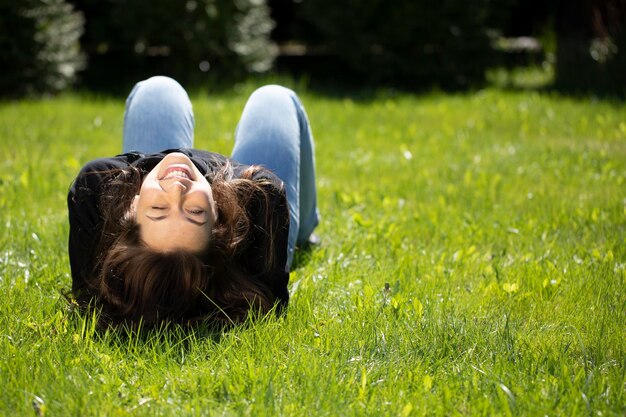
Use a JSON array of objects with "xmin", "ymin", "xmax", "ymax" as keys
[
  {"xmin": 72, "ymin": 0, "xmax": 276, "ymax": 90},
  {"xmin": 295, "ymin": 0, "xmax": 514, "ymax": 89},
  {"xmin": 0, "ymin": 0, "xmax": 85, "ymax": 96},
  {"xmin": 553, "ymin": 0, "xmax": 626, "ymax": 96}
]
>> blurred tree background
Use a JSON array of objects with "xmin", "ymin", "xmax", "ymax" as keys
[
  {"xmin": 72, "ymin": 0, "xmax": 276, "ymax": 92},
  {"xmin": 0, "ymin": 0, "xmax": 624, "ymax": 96},
  {"xmin": 0, "ymin": 0, "xmax": 85, "ymax": 96}
]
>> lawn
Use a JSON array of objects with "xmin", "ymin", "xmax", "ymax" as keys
[{"xmin": 0, "ymin": 83, "xmax": 624, "ymax": 416}]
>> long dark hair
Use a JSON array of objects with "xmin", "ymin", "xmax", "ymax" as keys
[{"xmin": 77, "ymin": 162, "xmax": 283, "ymax": 328}]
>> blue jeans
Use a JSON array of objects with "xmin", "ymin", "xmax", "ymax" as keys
[{"xmin": 123, "ymin": 76, "xmax": 319, "ymax": 267}]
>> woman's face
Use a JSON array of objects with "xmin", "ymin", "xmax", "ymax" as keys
[{"xmin": 133, "ymin": 152, "xmax": 218, "ymax": 253}]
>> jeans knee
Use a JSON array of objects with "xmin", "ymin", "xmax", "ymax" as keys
[
  {"xmin": 251, "ymin": 85, "xmax": 298, "ymax": 106},
  {"xmin": 141, "ymin": 76, "xmax": 183, "ymax": 92},
  {"xmin": 130, "ymin": 76, "xmax": 189, "ymax": 107}
]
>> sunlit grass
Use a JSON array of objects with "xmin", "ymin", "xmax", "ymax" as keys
[{"xmin": 1, "ymin": 84, "xmax": 625, "ymax": 416}]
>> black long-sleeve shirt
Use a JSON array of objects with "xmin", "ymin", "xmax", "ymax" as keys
[{"xmin": 67, "ymin": 149, "xmax": 290, "ymax": 308}]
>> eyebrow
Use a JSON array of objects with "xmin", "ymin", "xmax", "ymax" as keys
[{"xmin": 146, "ymin": 215, "xmax": 207, "ymax": 226}]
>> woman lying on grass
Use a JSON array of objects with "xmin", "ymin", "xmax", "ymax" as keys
[{"xmin": 68, "ymin": 76, "xmax": 319, "ymax": 328}]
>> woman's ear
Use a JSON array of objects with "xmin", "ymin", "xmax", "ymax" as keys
[{"xmin": 125, "ymin": 195, "xmax": 140, "ymax": 222}]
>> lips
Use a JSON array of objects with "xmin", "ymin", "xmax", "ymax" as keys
[
  {"xmin": 159, "ymin": 164, "xmax": 194, "ymax": 181},
  {"xmin": 163, "ymin": 169, "xmax": 190, "ymax": 180}
]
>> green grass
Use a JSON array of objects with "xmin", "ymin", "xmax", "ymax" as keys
[{"xmin": 1, "ymin": 83, "xmax": 625, "ymax": 416}]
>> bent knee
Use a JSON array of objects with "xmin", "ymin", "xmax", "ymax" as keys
[
  {"xmin": 250, "ymin": 84, "xmax": 298, "ymax": 103},
  {"xmin": 140, "ymin": 76, "xmax": 183, "ymax": 91},
  {"xmin": 131, "ymin": 76, "xmax": 189, "ymax": 104}
]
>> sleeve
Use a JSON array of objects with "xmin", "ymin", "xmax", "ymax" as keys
[{"xmin": 67, "ymin": 157, "xmax": 131, "ymax": 294}]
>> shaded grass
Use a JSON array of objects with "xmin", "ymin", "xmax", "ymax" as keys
[{"xmin": 0, "ymin": 84, "xmax": 625, "ymax": 416}]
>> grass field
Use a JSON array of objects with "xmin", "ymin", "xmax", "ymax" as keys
[{"xmin": 0, "ymin": 83, "xmax": 625, "ymax": 416}]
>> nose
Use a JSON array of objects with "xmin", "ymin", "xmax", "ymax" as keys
[{"xmin": 164, "ymin": 179, "xmax": 189, "ymax": 196}]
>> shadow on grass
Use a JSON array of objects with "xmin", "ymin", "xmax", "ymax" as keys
[{"xmin": 290, "ymin": 236, "xmax": 322, "ymax": 270}]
